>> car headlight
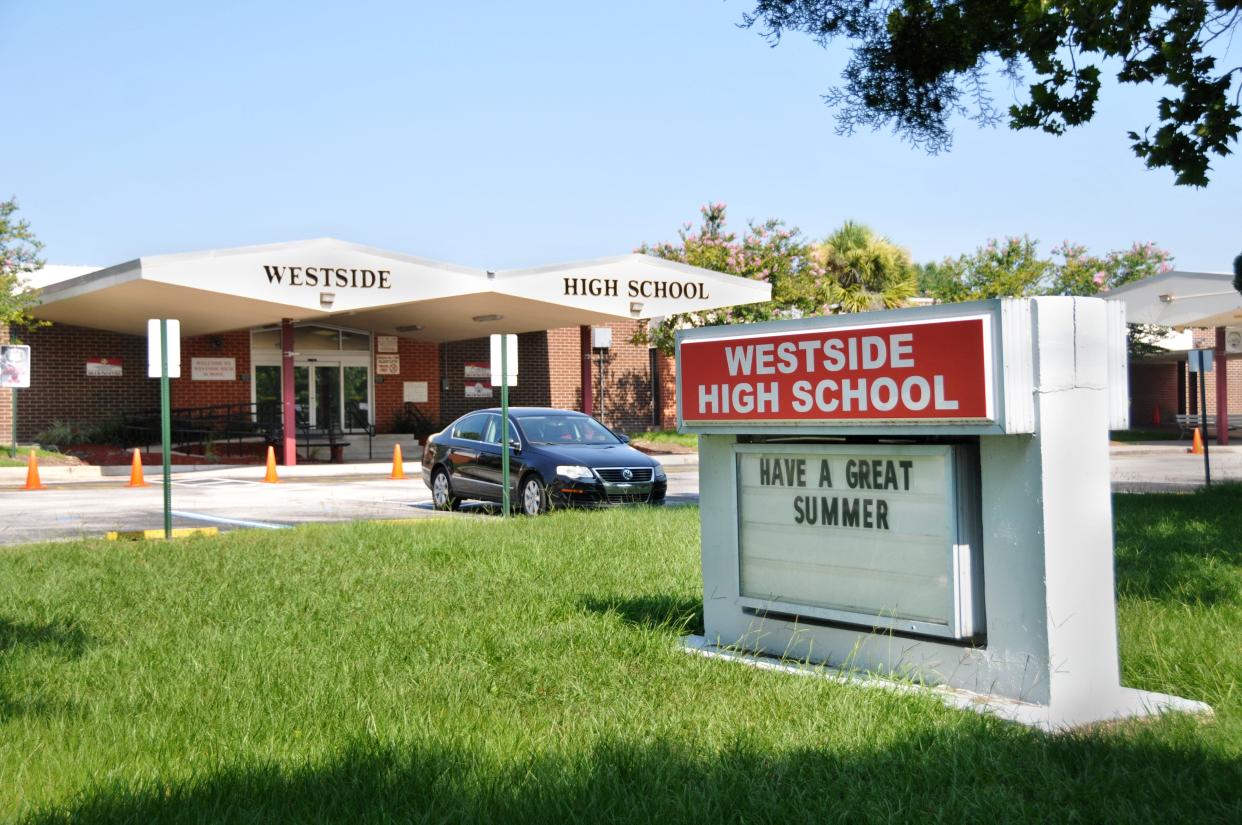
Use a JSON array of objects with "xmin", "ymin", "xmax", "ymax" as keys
[
  {"xmin": 654, "ymin": 465, "xmax": 667, "ymax": 481},
  {"xmin": 556, "ymin": 465, "xmax": 594, "ymax": 480}
]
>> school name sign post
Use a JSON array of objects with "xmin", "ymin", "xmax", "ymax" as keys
[{"xmin": 678, "ymin": 297, "xmax": 1209, "ymax": 729}]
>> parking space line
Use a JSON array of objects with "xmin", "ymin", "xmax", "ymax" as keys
[{"xmin": 170, "ymin": 510, "xmax": 289, "ymax": 530}]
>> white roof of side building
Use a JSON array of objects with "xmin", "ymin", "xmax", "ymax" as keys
[
  {"xmin": 32, "ymin": 237, "xmax": 771, "ymax": 340},
  {"xmin": 1106, "ymin": 270, "xmax": 1242, "ymax": 330}
]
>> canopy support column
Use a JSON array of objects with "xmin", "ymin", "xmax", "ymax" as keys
[
  {"xmin": 282, "ymin": 318, "xmax": 297, "ymax": 465},
  {"xmin": 1216, "ymin": 328, "xmax": 1229, "ymax": 446},
  {"xmin": 580, "ymin": 325, "xmax": 594, "ymax": 416}
]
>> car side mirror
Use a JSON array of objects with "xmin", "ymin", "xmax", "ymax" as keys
[
  {"xmin": 618, "ymin": 434, "xmax": 631, "ymax": 444},
  {"xmin": 508, "ymin": 439, "xmax": 522, "ymax": 452}
]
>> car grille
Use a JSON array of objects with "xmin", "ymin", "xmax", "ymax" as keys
[
  {"xmin": 595, "ymin": 467, "xmax": 654, "ymax": 483},
  {"xmin": 607, "ymin": 493, "xmax": 651, "ymax": 504}
]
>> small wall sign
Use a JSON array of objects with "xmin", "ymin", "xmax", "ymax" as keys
[
  {"xmin": 377, "ymin": 335, "xmax": 398, "ymax": 353},
  {"xmin": 86, "ymin": 357, "xmax": 123, "ymax": 377},
  {"xmin": 191, "ymin": 357, "xmax": 236, "ymax": 381},
  {"xmin": 464, "ymin": 361, "xmax": 492, "ymax": 398},
  {"xmin": 376, "ymin": 354, "xmax": 400, "ymax": 375},
  {"xmin": 403, "ymin": 381, "xmax": 428, "ymax": 403}
]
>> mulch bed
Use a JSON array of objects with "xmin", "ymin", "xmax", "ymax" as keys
[{"xmin": 64, "ymin": 444, "xmax": 263, "ymax": 467}]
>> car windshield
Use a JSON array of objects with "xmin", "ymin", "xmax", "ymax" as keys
[{"xmin": 519, "ymin": 415, "xmax": 620, "ymax": 445}]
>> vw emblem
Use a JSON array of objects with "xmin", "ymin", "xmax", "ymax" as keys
[{"xmin": 621, "ymin": 468, "xmax": 633, "ymax": 481}]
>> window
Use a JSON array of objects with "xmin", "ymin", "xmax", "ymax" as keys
[
  {"xmin": 453, "ymin": 414, "xmax": 489, "ymax": 442},
  {"xmin": 251, "ymin": 324, "xmax": 372, "ymax": 352}
]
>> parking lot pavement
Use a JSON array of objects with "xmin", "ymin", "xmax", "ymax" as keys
[
  {"xmin": 2, "ymin": 444, "xmax": 1231, "ymax": 546},
  {"xmin": 1109, "ymin": 442, "xmax": 1242, "ymax": 491},
  {"xmin": 0, "ymin": 463, "xmax": 704, "ymax": 545},
  {"xmin": 0, "ymin": 474, "xmax": 441, "ymax": 545}
]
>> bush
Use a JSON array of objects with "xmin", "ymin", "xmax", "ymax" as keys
[{"xmin": 33, "ymin": 420, "xmax": 91, "ymax": 450}]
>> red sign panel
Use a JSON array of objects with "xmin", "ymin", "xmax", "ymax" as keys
[{"xmin": 678, "ymin": 316, "xmax": 993, "ymax": 424}]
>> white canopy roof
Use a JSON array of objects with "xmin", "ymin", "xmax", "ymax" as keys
[
  {"xmin": 32, "ymin": 238, "xmax": 772, "ymax": 340},
  {"xmin": 1107, "ymin": 270, "xmax": 1242, "ymax": 329}
]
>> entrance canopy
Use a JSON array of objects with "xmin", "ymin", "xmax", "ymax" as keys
[
  {"xmin": 32, "ymin": 238, "xmax": 772, "ymax": 340},
  {"xmin": 1107, "ymin": 270, "xmax": 1242, "ymax": 329}
]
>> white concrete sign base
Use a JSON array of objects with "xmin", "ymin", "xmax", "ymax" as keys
[{"xmin": 681, "ymin": 636, "xmax": 1212, "ymax": 732}]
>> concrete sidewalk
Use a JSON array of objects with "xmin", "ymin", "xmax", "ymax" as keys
[{"xmin": 0, "ymin": 449, "xmax": 703, "ymax": 485}]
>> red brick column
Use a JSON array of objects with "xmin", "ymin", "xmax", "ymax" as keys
[
  {"xmin": 1216, "ymin": 327, "xmax": 1229, "ymax": 445},
  {"xmin": 580, "ymin": 325, "xmax": 593, "ymax": 416},
  {"xmin": 281, "ymin": 319, "xmax": 296, "ymax": 465}
]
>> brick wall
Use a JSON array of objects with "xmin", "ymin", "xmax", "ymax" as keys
[
  {"xmin": 437, "ymin": 324, "xmax": 660, "ymax": 433},
  {"xmin": 373, "ymin": 337, "xmax": 440, "ymax": 433},
  {"xmin": 1187, "ymin": 329, "xmax": 1242, "ymax": 418},
  {"xmin": 654, "ymin": 351, "xmax": 677, "ymax": 429},
  {"xmin": 590, "ymin": 320, "xmax": 654, "ymax": 434},
  {"xmin": 440, "ymin": 332, "xmax": 554, "ymax": 424},
  {"xmin": 15, "ymin": 323, "xmax": 159, "ymax": 440},
  {"xmin": 169, "ymin": 331, "xmax": 252, "ymax": 410},
  {"xmin": 1128, "ymin": 362, "xmax": 1180, "ymax": 426},
  {"xmin": 546, "ymin": 327, "xmax": 582, "ymax": 411}
]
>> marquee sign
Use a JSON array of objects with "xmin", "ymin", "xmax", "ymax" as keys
[
  {"xmin": 735, "ymin": 443, "xmax": 982, "ymax": 640},
  {"xmin": 679, "ymin": 315, "xmax": 994, "ymax": 425}
]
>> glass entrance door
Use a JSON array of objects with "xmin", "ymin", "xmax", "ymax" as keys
[
  {"xmin": 313, "ymin": 363, "xmax": 340, "ymax": 430},
  {"xmin": 254, "ymin": 362, "xmax": 370, "ymax": 432}
]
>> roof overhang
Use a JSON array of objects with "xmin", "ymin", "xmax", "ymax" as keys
[
  {"xmin": 32, "ymin": 238, "xmax": 772, "ymax": 341},
  {"xmin": 1107, "ymin": 270, "xmax": 1242, "ymax": 329}
]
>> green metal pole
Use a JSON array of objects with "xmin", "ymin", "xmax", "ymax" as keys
[
  {"xmin": 501, "ymin": 335, "xmax": 510, "ymax": 517},
  {"xmin": 160, "ymin": 319, "xmax": 173, "ymax": 539}
]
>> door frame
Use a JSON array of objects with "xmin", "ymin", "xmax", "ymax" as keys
[{"xmin": 252, "ymin": 353, "xmax": 374, "ymax": 432}]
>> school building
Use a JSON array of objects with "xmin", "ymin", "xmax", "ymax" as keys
[{"xmin": 0, "ymin": 238, "xmax": 769, "ymax": 463}]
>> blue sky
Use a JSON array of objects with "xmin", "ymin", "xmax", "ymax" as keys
[{"xmin": 2, "ymin": 1, "xmax": 1238, "ymax": 272}]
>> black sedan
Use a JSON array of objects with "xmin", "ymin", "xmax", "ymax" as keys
[{"xmin": 420, "ymin": 407, "xmax": 667, "ymax": 515}]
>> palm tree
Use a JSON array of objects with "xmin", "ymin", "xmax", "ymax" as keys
[{"xmin": 809, "ymin": 221, "xmax": 918, "ymax": 313}]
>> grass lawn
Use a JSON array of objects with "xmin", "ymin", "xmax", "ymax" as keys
[
  {"xmin": 0, "ymin": 445, "xmax": 67, "ymax": 468},
  {"xmin": 2, "ymin": 493, "xmax": 1241, "ymax": 823},
  {"xmin": 631, "ymin": 429, "xmax": 698, "ymax": 450}
]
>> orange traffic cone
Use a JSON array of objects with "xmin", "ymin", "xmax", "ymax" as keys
[
  {"xmin": 126, "ymin": 448, "xmax": 149, "ymax": 487},
  {"xmin": 24, "ymin": 449, "xmax": 45, "ymax": 490},
  {"xmin": 1190, "ymin": 427, "xmax": 1205, "ymax": 455},
  {"xmin": 262, "ymin": 446, "xmax": 281, "ymax": 483},
  {"xmin": 389, "ymin": 444, "xmax": 406, "ymax": 480}
]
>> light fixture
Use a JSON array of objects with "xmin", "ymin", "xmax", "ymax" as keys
[
  {"xmin": 629, "ymin": 301, "xmax": 644, "ymax": 316},
  {"xmin": 472, "ymin": 314, "xmax": 504, "ymax": 323},
  {"xmin": 1158, "ymin": 293, "xmax": 1174, "ymax": 303},
  {"xmin": 395, "ymin": 324, "xmax": 423, "ymax": 333},
  {"xmin": 320, "ymin": 292, "xmax": 336, "ymax": 309},
  {"xmin": 487, "ymin": 270, "xmax": 496, "ymax": 279}
]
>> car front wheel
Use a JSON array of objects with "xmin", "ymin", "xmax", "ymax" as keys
[
  {"xmin": 519, "ymin": 474, "xmax": 547, "ymax": 516},
  {"xmin": 431, "ymin": 468, "xmax": 461, "ymax": 511}
]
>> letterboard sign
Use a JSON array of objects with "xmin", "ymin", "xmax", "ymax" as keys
[
  {"xmin": 735, "ymin": 443, "xmax": 982, "ymax": 640},
  {"xmin": 679, "ymin": 315, "xmax": 994, "ymax": 426}
]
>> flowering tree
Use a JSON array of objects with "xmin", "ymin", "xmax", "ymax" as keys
[
  {"xmin": 919, "ymin": 236, "xmax": 1052, "ymax": 303},
  {"xmin": 635, "ymin": 204, "xmax": 916, "ymax": 352},
  {"xmin": 923, "ymin": 235, "xmax": 1175, "ymax": 353},
  {"xmin": 634, "ymin": 203, "xmax": 813, "ymax": 352},
  {"xmin": 1, "ymin": 198, "xmax": 45, "ymax": 331}
]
